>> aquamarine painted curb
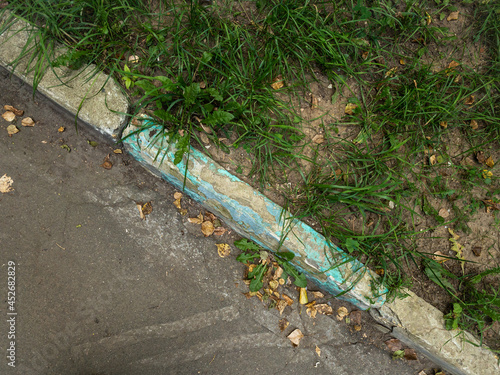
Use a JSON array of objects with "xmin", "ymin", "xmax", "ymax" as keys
[{"xmin": 123, "ymin": 124, "xmax": 388, "ymax": 310}]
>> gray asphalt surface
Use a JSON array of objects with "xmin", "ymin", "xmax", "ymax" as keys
[{"xmin": 0, "ymin": 67, "xmax": 438, "ymax": 375}]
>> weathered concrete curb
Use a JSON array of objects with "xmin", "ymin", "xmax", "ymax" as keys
[
  {"xmin": 371, "ymin": 291, "xmax": 499, "ymax": 375},
  {"xmin": 1, "ymin": 10, "xmax": 498, "ymax": 375},
  {"xmin": 122, "ymin": 124, "xmax": 386, "ymax": 310},
  {"xmin": 0, "ymin": 12, "xmax": 128, "ymax": 139}
]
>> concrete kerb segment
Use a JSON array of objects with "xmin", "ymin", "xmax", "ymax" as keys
[
  {"xmin": 1, "ymin": 10, "xmax": 498, "ymax": 375},
  {"xmin": 0, "ymin": 12, "xmax": 128, "ymax": 139},
  {"xmin": 122, "ymin": 123, "xmax": 387, "ymax": 311}
]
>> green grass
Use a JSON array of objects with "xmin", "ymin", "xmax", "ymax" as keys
[{"xmin": 2, "ymin": 0, "xmax": 500, "ymax": 348}]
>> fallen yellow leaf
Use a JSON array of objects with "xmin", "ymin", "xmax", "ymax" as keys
[
  {"xmin": 345, "ymin": 103, "xmax": 358, "ymax": 115},
  {"xmin": 299, "ymin": 287, "xmax": 308, "ymax": 305},
  {"xmin": 58, "ymin": 126, "xmax": 65, "ymax": 133},
  {"xmin": 336, "ymin": 306, "xmax": 349, "ymax": 321},
  {"xmin": 485, "ymin": 156, "xmax": 495, "ymax": 168},
  {"xmin": 216, "ymin": 243, "xmax": 231, "ymax": 258}
]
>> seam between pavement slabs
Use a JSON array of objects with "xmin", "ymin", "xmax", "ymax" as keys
[{"xmin": 1, "ymin": 13, "xmax": 498, "ymax": 375}]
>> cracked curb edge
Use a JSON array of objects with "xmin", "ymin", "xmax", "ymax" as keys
[{"xmin": 1, "ymin": 12, "xmax": 498, "ymax": 375}]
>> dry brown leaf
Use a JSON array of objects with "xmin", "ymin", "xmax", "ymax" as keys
[
  {"xmin": 470, "ymin": 120, "xmax": 478, "ymax": 130},
  {"xmin": 0, "ymin": 174, "xmax": 14, "ymax": 193},
  {"xmin": 201, "ymin": 221, "xmax": 215, "ymax": 236},
  {"xmin": 312, "ymin": 134, "xmax": 324, "ymax": 144},
  {"xmin": 336, "ymin": 306, "xmax": 349, "ymax": 321},
  {"xmin": 316, "ymin": 304, "xmax": 333, "ymax": 315},
  {"xmin": 433, "ymin": 251, "xmax": 449, "ymax": 263},
  {"xmin": 174, "ymin": 192, "xmax": 183, "ymax": 200},
  {"xmin": 354, "ymin": 324, "xmax": 362, "ymax": 331},
  {"xmin": 21, "ymin": 117, "xmax": 35, "ymax": 127},
  {"xmin": 440, "ymin": 121, "xmax": 448, "ymax": 129},
  {"xmin": 399, "ymin": 59, "xmax": 406, "ymax": 65},
  {"xmin": 188, "ymin": 214, "xmax": 203, "ymax": 224},
  {"xmin": 279, "ymin": 318, "xmax": 289, "ymax": 332},
  {"xmin": 274, "ymin": 266, "xmax": 283, "ymax": 279},
  {"xmin": 310, "ymin": 94, "xmax": 319, "ymax": 109},
  {"xmin": 485, "ymin": 156, "xmax": 495, "ymax": 168},
  {"xmin": 464, "ymin": 95, "xmax": 475, "ymax": 105},
  {"xmin": 269, "ymin": 279, "xmax": 279, "ymax": 291},
  {"xmin": 7, "ymin": 125, "xmax": 19, "ymax": 136},
  {"xmin": 271, "ymin": 75, "xmax": 284, "ymax": 90},
  {"xmin": 58, "ymin": 127, "xmax": 65, "ymax": 133},
  {"xmin": 4, "ymin": 105, "xmax": 23, "ymax": 116},
  {"xmin": 476, "ymin": 151, "xmax": 487, "ymax": 164},
  {"xmin": 482, "ymin": 199, "xmax": 500, "ymax": 211},
  {"xmin": 205, "ymin": 212, "xmax": 216, "ymax": 222},
  {"xmin": 2, "ymin": 111, "xmax": 15, "ymax": 122},
  {"xmin": 101, "ymin": 160, "xmax": 113, "ymax": 170},
  {"xmin": 447, "ymin": 11, "xmax": 459, "ymax": 21},
  {"xmin": 472, "ymin": 246, "xmax": 482, "ymax": 257},
  {"xmin": 113, "ymin": 149, "xmax": 123, "ymax": 154},
  {"xmin": 307, "ymin": 305, "xmax": 317, "ymax": 319},
  {"xmin": 200, "ymin": 132, "xmax": 210, "ymax": 144},
  {"xmin": 311, "ymin": 291, "xmax": 324, "ymax": 299},
  {"xmin": 438, "ymin": 208, "xmax": 450, "ymax": 218},
  {"xmin": 429, "ymin": 155, "xmax": 437, "ymax": 165},
  {"xmin": 448, "ymin": 60, "xmax": 460, "ymax": 69},
  {"xmin": 404, "ymin": 348, "xmax": 418, "ymax": 360},
  {"xmin": 276, "ymin": 299, "xmax": 287, "ymax": 315},
  {"xmin": 216, "ymin": 243, "xmax": 231, "ymax": 258},
  {"xmin": 287, "ymin": 329, "xmax": 304, "ymax": 347},
  {"xmin": 213, "ymin": 227, "xmax": 227, "ymax": 236},
  {"xmin": 375, "ymin": 268, "xmax": 384, "ymax": 276},
  {"xmin": 282, "ymin": 293, "xmax": 294, "ymax": 306},
  {"xmin": 315, "ymin": 345, "xmax": 321, "ymax": 357},
  {"xmin": 299, "ymin": 287, "xmax": 308, "ymax": 305},
  {"xmin": 385, "ymin": 338, "xmax": 403, "ymax": 352},
  {"xmin": 199, "ymin": 81, "xmax": 206, "ymax": 89},
  {"xmin": 361, "ymin": 51, "xmax": 369, "ymax": 60},
  {"xmin": 349, "ymin": 310, "xmax": 362, "ymax": 326},
  {"xmin": 345, "ymin": 103, "xmax": 358, "ymax": 115}
]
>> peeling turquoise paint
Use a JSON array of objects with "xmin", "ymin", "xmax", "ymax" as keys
[{"xmin": 123, "ymin": 125, "xmax": 388, "ymax": 309}]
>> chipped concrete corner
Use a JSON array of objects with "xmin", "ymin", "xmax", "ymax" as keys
[
  {"xmin": 0, "ymin": 12, "xmax": 128, "ymax": 138},
  {"xmin": 371, "ymin": 291, "xmax": 500, "ymax": 375},
  {"xmin": 122, "ymin": 124, "xmax": 387, "ymax": 310}
]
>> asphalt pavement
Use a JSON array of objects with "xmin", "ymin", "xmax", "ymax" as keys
[{"xmin": 0, "ymin": 67, "xmax": 438, "ymax": 375}]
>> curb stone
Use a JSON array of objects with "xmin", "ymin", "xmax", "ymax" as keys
[
  {"xmin": 1, "ymin": 11, "xmax": 498, "ymax": 375},
  {"xmin": 0, "ymin": 12, "xmax": 128, "ymax": 139}
]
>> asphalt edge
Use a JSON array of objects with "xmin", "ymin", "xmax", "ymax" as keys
[{"xmin": 1, "ymin": 12, "xmax": 498, "ymax": 375}]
